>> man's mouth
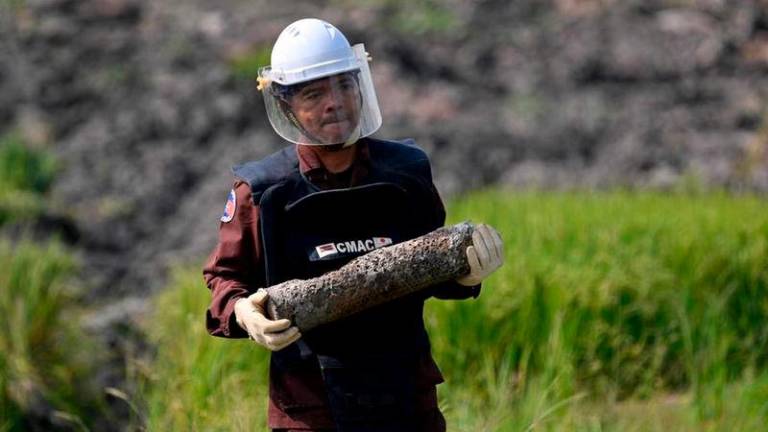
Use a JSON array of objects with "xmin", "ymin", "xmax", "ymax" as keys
[
  {"xmin": 321, "ymin": 113, "xmax": 353, "ymax": 126},
  {"xmin": 322, "ymin": 118, "xmax": 349, "ymax": 126}
]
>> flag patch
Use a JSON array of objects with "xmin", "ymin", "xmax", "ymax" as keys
[
  {"xmin": 220, "ymin": 189, "xmax": 236, "ymax": 223},
  {"xmin": 315, "ymin": 242, "xmax": 339, "ymax": 258},
  {"xmin": 373, "ymin": 237, "xmax": 393, "ymax": 248}
]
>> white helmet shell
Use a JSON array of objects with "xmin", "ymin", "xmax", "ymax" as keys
[
  {"xmin": 258, "ymin": 19, "xmax": 382, "ymax": 146},
  {"xmin": 268, "ymin": 18, "xmax": 358, "ymax": 86}
]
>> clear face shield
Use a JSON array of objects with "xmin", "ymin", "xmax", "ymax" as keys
[{"xmin": 259, "ymin": 44, "xmax": 382, "ymax": 146}]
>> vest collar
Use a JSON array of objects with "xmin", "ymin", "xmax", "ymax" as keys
[{"xmin": 296, "ymin": 140, "xmax": 372, "ymax": 188}]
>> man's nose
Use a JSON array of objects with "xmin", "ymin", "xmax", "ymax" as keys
[{"xmin": 322, "ymin": 93, "xmax": 344, "ymax": 113}]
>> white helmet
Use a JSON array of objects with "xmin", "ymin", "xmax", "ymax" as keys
[{"xmin": 258, "ymin": 19, "xmax": 382, "ymax": 146}]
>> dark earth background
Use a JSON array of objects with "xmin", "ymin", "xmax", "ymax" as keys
[{"xmin": 1, "ymin": 0, "xmax": 768, "ymax": 428}]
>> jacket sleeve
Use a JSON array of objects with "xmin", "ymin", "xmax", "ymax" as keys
[{"xmin": 203, "ymin": 181, "xmax": 265, "ymax": 338}]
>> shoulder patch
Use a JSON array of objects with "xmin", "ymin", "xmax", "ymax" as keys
[{"xmin": 220, "ymin": 189, "xmax": 236, "ymax": 223}]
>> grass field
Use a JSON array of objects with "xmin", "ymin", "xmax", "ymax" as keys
[
  {"xmin": 0, "ymin": 240, "xmax": 103, "ymax": 432},
  {"xmin": 0, "ymin": 133, "xmax": 56, "ymax": 226},
  {"xmin": 141, "ymin": 189, "xmax": 768, "ymax": 431},
  {"xmin": 0, "ymin": 134, "xmax": 104, "ymax": 431},
  {"xmin": 4, "ymin": 130, "xmax": 763, "ymax": 429}
]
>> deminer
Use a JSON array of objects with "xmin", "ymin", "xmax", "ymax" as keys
[{"xmin": 204, "ymin": 18, "xmax": 504, "ymax": 431}]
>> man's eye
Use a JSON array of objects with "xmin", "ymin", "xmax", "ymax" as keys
[
  {"xmin": 302, "ymin": 91, "xmax": 321, "ymax": 101},
  {"xmin": 339, "ymin": 80, "xmax": 354, "ymax": 91}
]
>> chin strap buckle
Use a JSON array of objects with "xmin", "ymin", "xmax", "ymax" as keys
[{"xmin": 256, "ymin": 76, "xmax": 271, "ymax": 91}]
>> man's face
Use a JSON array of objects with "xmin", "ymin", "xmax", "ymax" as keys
[{"xmin": 288, "ymin": 73, "xmax": 362, "ymax": 144}]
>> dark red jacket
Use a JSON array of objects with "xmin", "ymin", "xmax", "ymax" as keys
[{"xmin": 203, "ymin": 141, "xmax": 478, "ymax": 429}]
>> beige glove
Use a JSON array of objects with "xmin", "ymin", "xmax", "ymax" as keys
[
  {"xmin": 234, "ymin": 289, "xmax": 301, "ymax": 351},
  {"xmin": 456, "ymin": 223, "xmax": 504, "ymax": 286}
]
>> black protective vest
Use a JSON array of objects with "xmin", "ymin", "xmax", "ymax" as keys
[{"xmin": 233, "ymin": 138, "xmax": 445, "ymax": 430}]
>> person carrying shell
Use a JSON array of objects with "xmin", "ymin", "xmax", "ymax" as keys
[{"xmin": 204, "ymin": 18, "xmax": 504, "ymax": 432}]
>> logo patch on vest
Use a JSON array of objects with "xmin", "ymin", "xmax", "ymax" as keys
[
  {"xmin": 315, "ymin": 243, "xmax": 338, "ymax": 259},
  {"xmin": 311, "ymin": 237, "xmax": 393, "ymax": 261},
  {"xmin": 220, "ymin": 189, "xmax": 236, "ymax": 223}
]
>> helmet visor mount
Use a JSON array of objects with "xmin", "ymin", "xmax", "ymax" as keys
[{"xmin": 259, "ymin": 44, "xmax": 382, "ymax": 146}]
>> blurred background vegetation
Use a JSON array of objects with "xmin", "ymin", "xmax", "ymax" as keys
[
  {"xmin": 139, "ymin": 192, "xmax": 768, "ymax": 431},
  {"xmin": 1, "ymin": 0, "xmax": 768, "ymax": 430}
]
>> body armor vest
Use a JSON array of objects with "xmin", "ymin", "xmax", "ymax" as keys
[{"xmin": 233, "ymin": 138, "xmax": 444, "ymax": 430}]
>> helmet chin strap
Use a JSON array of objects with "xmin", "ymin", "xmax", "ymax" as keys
[
  {"xmin": 282, "ymin": 105, "xmax": 324, "ymax": 145},
  {"xmin": 343, "ymin": 121, "xmax": 361, "ymax": 147},
  {"xmin": 341, "ymin": 89, "xmax": 364, "ymax": 147},
  {"xmin": 318, "ymin": 122, "xmax": 360, "ymax": 152}
]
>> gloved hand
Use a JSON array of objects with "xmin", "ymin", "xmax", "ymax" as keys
[
  {"xmin": 234, "ymin": 289, "xmax": 301, "ymax": 351},
  {"xmin": 456, "ymin": 223, "xmax": 504, "ymax": 286}
]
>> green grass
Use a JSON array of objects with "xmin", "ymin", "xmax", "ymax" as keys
[
  {"xmin": 0, "ymin": 239, "xmax": 102, "ymax": 431},
  {"xmin": 332, "ymin": 0, "xmax": 461, "ymax": 36},
  {"xmin": 0, "ymin": 133, "xmax": 56, "ymax": 225},
  {"xmin": 431, "ymin": 190, "xmax": 768, "ymax": 430},
  {"xmin": 386, "ymin": 1, "xmax": 458, "ymax": 36},
  {"xmin": 229, "ymin": 45, "xmax": 272, "ymax": 80},
  {"xmin": 0, "ymin": 134, "xmax": 109, "ymax": 431},
  {"xmin": 140, "ymin": 268, "xmax": 271, "ymax": 432},
  {"xmin": 143, "ymin": 190, "xmax": 768, "ymax": 431},
  {"xmin": 0, "ymin": 0, "xmax": 26, "ymax": 12}
]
